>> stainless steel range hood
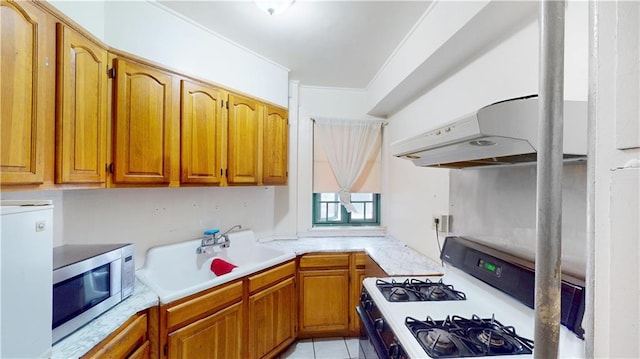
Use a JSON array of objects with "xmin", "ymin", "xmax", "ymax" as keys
[{"xmin": 391, "ymin": 95, "xmax": 587, "ymax": 169}]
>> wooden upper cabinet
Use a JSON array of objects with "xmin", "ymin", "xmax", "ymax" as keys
[
  {"xmin": 262, "ymin": 106, "xmax": 288, "ymax": 185},
  {"xmin": 0, "ymin": 1, "xmax": 46, "ymax": 185},
  {"xmin": 227, "ymin": 93, "xmax": 260, "ymax": 185},
  {"xmin": 180, "ymin": 80, "xmax": 225, "ymax": 185},
  {"xmin": 112, "ymin": 57, "xmax": 173, "ymax": 184},
  {"xmin": 55, "ymin": 23, "xmax": 108, "ymax": 184}
]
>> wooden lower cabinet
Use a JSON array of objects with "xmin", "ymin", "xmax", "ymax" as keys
[
  {"xmin": 167, "ymin": 302, "xmax": 243, "ymax": 359},
  {"xmin": 297, "ymin": 252, "xmax": 368, "ymax": 338},
  {"xmin": 161, "ymin": 281, "xmax": 243, "ymax": 358},
  {"xmin": 248, "ymin": 277, "xmax": 296, "ymax": 359},
  {"xmin": 137, "ymin": 255, "xmax": 382, "ymax": 358},
  {"xmin": 298, "ymin": 253, "xmax": 352, "ymax": 338},
  {"xmin": 81, "ymin": 311, "xmax": 150, "ymax": 359},
  {"xmin": 129, "ymin": 341, "xmax": 151, "ymax": 359},
  {"xmin": 365, "ymin": 254, "xmax": 389, "ymax": 278},
  {"xmin": 298, "ymin": 269, "xmax": 350, "ymax": 336},
  {"xmin": 157, "ymin": 261, "xmax": 296, "ymax": 359}
]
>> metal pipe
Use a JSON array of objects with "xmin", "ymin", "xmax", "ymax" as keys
[
  {"xmin": 534, "ymin": 1, "xmax": 565, "ymax": 358},
  {"xmin": 585, "ymin": 1, "xmax": 598, "ymax": 357}
]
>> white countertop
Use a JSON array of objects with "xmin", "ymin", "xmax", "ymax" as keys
[
  {"xmin": 52, "ymin": 235, "xmax": 442, "ymax": 358},
  {"xmin": 262, "ymin": 236, "xmax": 444, "ymax": 276}
]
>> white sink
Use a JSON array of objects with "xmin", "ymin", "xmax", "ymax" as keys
[{"xmin": 136, "ymin": 230, "xmax": 295, "ymax": 303}]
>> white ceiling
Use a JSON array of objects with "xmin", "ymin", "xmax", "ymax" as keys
[{"xmin": 157, "ymin": 1, "xmax": 432, "ymax": 88}]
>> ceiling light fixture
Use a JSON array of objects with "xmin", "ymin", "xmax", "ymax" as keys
[{"xmin": 254, "ymin": 0, "xmax": 295, "ymax": 16}]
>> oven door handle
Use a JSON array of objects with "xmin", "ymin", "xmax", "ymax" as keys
[{"xmin": 356, "ymin": 306, "xmax": 390, "ymax": 359}]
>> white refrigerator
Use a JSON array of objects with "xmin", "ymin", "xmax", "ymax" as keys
[{"xmin": 0, "ymin": 200, "xmax": 53, "ymax": 358}]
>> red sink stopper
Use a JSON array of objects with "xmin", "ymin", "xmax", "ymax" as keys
[{"xmin": 210, "ymin": 258, "xmax": 237, "ymax": 276}]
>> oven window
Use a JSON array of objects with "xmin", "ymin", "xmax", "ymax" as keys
[{"xmin": 52, "ymin": 264, "xmax": 111, "ymax": 329}]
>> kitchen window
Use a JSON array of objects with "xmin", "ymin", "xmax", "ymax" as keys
[
  {"xmin": 312, "ymin": 117, "xmax": 385, "ymax": 228},
  {"xmin": 313, "ymin": 192, "xmax": 380, "ymax": 226}
]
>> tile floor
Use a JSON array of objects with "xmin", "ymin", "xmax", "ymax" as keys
[{"xmin": 278, "ymin": 337, "xmax": 359, "ymax": 359}]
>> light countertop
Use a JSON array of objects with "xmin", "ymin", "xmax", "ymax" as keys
[
  {"xmin": 262, "ymin": 236, "xmax": 443, "ymax": 276},
  {"xmin": 52, "ymin": 235, "xmax": 442, "ymax": 358}
]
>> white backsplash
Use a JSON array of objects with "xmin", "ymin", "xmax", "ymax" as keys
[
  {"xmin": 61, "ymin": 186, "xmax": 277, "ymax": 268},
  {"xmin": 1, "ymin": 186, "xmax": 279, "ymax": 268}
]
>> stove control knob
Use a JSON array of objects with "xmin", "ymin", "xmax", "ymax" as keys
[
  {"xmin": 360, "ymin": 292, "xmax": 369, "ymax": 302},
  {"xmin": 389, "ymin": 343, "xmax": 400, "ymax": 358},
  {"xmin": 374, "ymin": 318, "xmax": 384, "ymax": 331},
  {"xmin": 364, "ymin": 300, "xmax": 374, "ymax": 310}
]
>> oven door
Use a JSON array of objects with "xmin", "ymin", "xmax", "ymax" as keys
[
  {"xmin": 357, "ymin": 306, "xmax": 408, "ymax": 359},
  {"xmin": 357, "ymin": 305, "xmax": 386, "ymax": 359}
]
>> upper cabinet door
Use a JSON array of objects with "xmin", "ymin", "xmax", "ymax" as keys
[
  {"xmin": 227, "ymin": 93, "xmax": 260, "ymax": 185},
  {"xmin": 180, "ymin": 80, "xmax": 225, "ymax": 185},
  {"xmin": 262, "ymin": 106, "xmax": 288, "ymax": 185},
  {"xmin": 55, "ymin": 23, "xmax": 108, "ymax": 184},
  {"xmin": 0, "ymin": 1, "xmax": 46, "ymax": 185},
  {"xmin": 112, "ymin": 58, "xmax": 173, "ymax": 184}
]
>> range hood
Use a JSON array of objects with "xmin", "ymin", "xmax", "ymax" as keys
[{"xmin": 391, "ymin": 95, "xmax": 587, "ymax": 169}]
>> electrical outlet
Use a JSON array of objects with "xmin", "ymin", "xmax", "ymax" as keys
[{"xmin": 432, "ymin": 215, "xmax": 451, "ymax": 232}]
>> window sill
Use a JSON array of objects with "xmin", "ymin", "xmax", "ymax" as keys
[{"xmin": 300, "ymin": 226, "xmax": 387, "ymax": 238}]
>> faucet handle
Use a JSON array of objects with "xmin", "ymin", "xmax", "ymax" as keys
[{"xmin": 204, "ymin": 229, "xmax": 220, "ymax": 236}]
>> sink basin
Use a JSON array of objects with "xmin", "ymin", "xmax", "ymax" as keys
[{"xmin": 136, "ymin": 230, "xmax": 295, "ymax": 303}]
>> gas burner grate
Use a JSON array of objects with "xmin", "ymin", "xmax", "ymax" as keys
[
  {"xmin": 405, "ymin": 314, "xmax": 534, "ymax": 358},
  {"xmin": 375, "ymin": 278, "xmax": 466, "ymax": 302}
]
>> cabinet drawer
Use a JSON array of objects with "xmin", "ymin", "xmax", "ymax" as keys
[
  {"xmin": 354, "ymin": 252, "xmax": 367, "ymax": 268},
  {"xmin": 166, "ymin": 281, "xmax": 242, "ymax": 330},
  {"xmin": 248, "ymin": 260, "xmax": 295, "ymax": 293},
  {"xmin": 299, "ymin": 253, "xmax": 350, "ymax": 269},
  {"xmin": 128, "ymin": 340, "xmax": 150, "ymax": 359},
  {"xmin": 82, "ymin": 313, "xmax": 147, "ymax": 359}
]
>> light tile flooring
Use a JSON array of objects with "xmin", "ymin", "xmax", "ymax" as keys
[{"xmin": 278, "ymin": 337, "xmax": 359, "ymax": 359}]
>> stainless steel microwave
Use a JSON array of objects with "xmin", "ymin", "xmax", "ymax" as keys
[{"xmin": 52, "ymin": 243, "xmax": 135, "ymax": 344}]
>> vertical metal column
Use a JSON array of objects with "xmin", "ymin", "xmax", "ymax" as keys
[
  {"xmin": 534, "ymin": 1, "xmax": 565, "ymax": 358},
  {"xmin": 585, "ymin": 1, "xmax": 598, "ymax": 357}
]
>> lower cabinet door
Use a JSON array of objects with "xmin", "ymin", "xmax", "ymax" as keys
[
  {"xmin": 81, "ymin": 312, "xmax": 148, "ymax": 359},
  {"xmin": 167, "ymin": 302, "xmax": 243, "ymax": 359},
  {"xmin": 249, "ymin": 277, "xmax": 296, "ymax": 359},
  {"xmin": 298, "ymin": 269, "xmax": 350, "ymax": 336},
  {"xmin": 128, "ymin": 340, "xmax": 150, "ymax": 359}
]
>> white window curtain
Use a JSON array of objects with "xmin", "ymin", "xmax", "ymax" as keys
[{"xmin": 313, "ymin": 117, "xmax": 384, "ymax": 213}]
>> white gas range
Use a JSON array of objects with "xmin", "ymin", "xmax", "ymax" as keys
[{"xmin": 357, "ymin": 237, "xmax": 586, "ymax": 359}]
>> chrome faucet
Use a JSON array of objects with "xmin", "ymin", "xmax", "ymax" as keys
[
  {"xmin": 218, "ymin": 224, "xmax": 242, "ymax": 241},
  {"xmin": 196, "ymin": 225, "xmax": 242, "ymax": 254}
]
